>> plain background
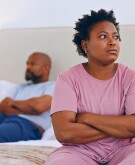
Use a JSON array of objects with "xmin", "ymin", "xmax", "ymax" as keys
[
  {"xmin": 0, "ymin": 0, "xmax": 135, "ymax": 83},
  {"xmin": 0, "ymin": 0, "xmax": 135, "ymax": 29},
  {"xmin": 0, "ymin": 25, "xmax": 134, "ymax": 83}
]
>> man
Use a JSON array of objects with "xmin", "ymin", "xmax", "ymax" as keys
[{"xmin": 0, "ymin": 52, "xmax": 55, "ymax": 142}]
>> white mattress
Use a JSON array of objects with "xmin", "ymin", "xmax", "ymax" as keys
[{"xmin": 5, "ymin": 139, "xmax": 62, "ymax": 147}]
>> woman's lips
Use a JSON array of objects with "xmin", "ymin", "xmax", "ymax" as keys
[{"xmin": 107, "ymin": 49, "xmax": 117, "ymax": 54}]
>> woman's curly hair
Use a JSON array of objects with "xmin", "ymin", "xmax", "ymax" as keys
[{"xmin": 72, "ymin": 9, "xmax": 120, "ymax": 58}]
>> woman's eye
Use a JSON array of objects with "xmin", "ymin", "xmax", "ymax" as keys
[
  {"xmin": 99, "ymin": 35, "xmax": 107, "ymax": 39},
  {"xmin": 113, "ymin": 35, "xmax": 120, "ymax": 40}
]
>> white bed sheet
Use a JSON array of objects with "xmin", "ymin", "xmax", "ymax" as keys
[
  {"xmin": 5, "ymin": 139, "xmax": 62, "ymax": 147},
  {"xmin": 4, "ymin": 125, "xmax": 62, "ymax": 147},
  {"xmin": 0, "ymin": 81, "xmax": 62, "ymax": 148}
]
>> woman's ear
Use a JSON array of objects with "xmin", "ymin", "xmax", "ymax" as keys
[{"xmin": 81, "ymin": 40, "xmax": 87, "ymax": 52}]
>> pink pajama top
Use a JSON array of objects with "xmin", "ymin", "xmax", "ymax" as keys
[{"xmin": 51, "ymin": 63, "xmax": 135, "ymax": 162}]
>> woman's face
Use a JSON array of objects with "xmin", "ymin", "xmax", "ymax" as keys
[{"xmin": 83, "ymin": 21, "xmax": 120, "ymax": 65}]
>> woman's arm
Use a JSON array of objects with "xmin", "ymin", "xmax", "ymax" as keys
[
  {"xmin": 76, "ymin": 113, "xmax": 135, "ymax": 138},
  {"xmin": 52, "ymin": 111, "xmax": 109, "ymax": 144}
]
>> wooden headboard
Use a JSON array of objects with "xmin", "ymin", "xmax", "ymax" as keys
[{"xmin": 0, "ymin": 25, "xmax": 135, "ymax": 83}]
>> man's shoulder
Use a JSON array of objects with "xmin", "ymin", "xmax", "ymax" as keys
[
  {"xmin": 18, "ymin": 81, "xmax": 55, "ymax": 87},
  {"xmin": 36, "ymin": 81, "xmax": 55, "ymax": 89},
  {"xmin": 42, "ymin": 81, "xmax": 55, "ymax": 86},
  {"xmin": 18, "ymin": 81, "xmax": 55, "ymax": 94},
  {"xmin": 14, "ymin": 81, "xmax": 55, "ymax": 98}
]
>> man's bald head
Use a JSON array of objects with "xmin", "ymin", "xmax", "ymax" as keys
[
  {"xmin": 30, "ymin": 52, "xmax": 51, "ymax": 67},
  {"xmin": 25, "ymin": 52, "xmax": 52, "ymax": 83}
]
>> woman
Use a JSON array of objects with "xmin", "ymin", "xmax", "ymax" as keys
[{"xmin": 45, "ymin": 9, "xmax": 135, "ymax": 165}]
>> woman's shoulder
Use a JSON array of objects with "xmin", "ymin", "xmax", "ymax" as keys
[
  {"xmin": 56, "ymin": 64, "xmax": 83, "ymax": 86},
  {"xmin": 118, "ymin": 63, "xmax": 135, "ymax": 85},
  {"xmin": 118, "ymin": 63, "xmax": 135, "ymax": 75},
  {"xmin": 59, "ymin": 64, "xmax": 82, "ymax": 77}
]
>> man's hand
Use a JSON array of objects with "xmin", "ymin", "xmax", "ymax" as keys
[
  {"xmin": 0, "ymin": 97, "xmax": 20, "ymax": 115},
  {"xmin": 0, "ymin": 97, "xmax": 13, "ymax": 110},
  {"xmin": 11, "ymin": 95, "xmax": 52, "ymax": 115},
  {"xmin": 0, "ymin": 95, "xmax": 52, "ymax": 115}
]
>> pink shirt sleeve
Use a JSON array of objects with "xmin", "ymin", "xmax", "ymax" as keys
[
  {"xmin": 51, "ymin": 74, "xmax": 77, "ymax": 115},
  {"xmin": 125, "ymin": 74, "xmax": 135, "ymax": 115}
]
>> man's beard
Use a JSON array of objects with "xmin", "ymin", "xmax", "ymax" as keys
[{"xmin": 25, "ymin": 72, "xmax": 39, "ymax": 82}]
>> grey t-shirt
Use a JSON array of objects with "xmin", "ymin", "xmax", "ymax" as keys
[{"xmin": 12, "ymin": 81, "xmax": 55, "ymax": 130}]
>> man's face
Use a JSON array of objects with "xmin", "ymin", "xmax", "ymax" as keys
[{"xmin": 25, "ymin": 55, "xmax": 46, "ymax": 82}]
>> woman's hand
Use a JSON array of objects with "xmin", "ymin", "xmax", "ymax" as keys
[{"xmin": 76, "ymin": 112, "xmax": 90, "ymax": 124}]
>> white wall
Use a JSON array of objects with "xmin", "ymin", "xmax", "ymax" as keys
[
  {"xmin": 0, "ymin": 25, "xmax": 134, "ymax": 83},
  {"xmin": 0, "ymin": 0, "xmax": 135, "ymax": 29},
  {"xmin": 0, "ymin": 1, "xmax": 135, "ymax": 83}
]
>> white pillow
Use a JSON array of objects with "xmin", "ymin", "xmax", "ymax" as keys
[
  {"xmin": 0, "ymin": 80, "xmax": 16, "ymax": 101},
  {"xmin": 42, "ymin": 125, "xmax": 56, "ymax": 140}
]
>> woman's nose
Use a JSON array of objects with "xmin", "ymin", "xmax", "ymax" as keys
[{"xmin": 108, "ymin": 38, "xmax": 115, "ymax": 46}]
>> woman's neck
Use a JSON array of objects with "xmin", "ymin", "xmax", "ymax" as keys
[{"xmin": 83, "ymin": 62, "xmax": 118, "ymax": 80}]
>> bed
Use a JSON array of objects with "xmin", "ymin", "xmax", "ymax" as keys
[
  {"xmin": 0, "ymin": 144, "xmax": 55, "ymax": 165},
  {"xmin": 1, "ymin": 126, "xmax": 61, "ymax": 165},
  {"xmin": 0, "ymin": 25, "xmax": 135, "ymax": 165},
  {"xmin": 0, "ymin": 81, "xmax": 62, "ymax": 164}
]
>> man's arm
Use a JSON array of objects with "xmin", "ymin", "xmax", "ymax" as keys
[
  {"xmin": 52, "ymin": 111, "xmax": 109, "ymax": 144},
  {"xmin": 11, "ymin": 95, "xmax": 52, "ymax": 115},
  {"xmin": 0, "ymin": 97, "xmax": 21, "ymax": 114},
  {"xmin": 76, "ymin": 113, "xmax": 135, "ymax": 138},
  {"xmin": 0, "ymin": 95, "xmax": 52, "ymax": 115}
]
